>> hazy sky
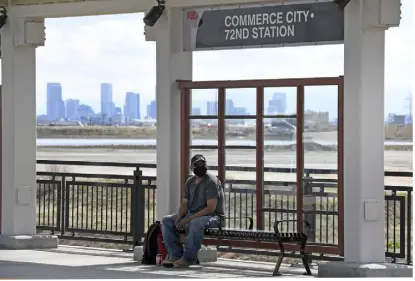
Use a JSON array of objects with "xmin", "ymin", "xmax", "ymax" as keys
[{"xmin": 18, "ymin": 0, "xmax": 414, "ymax": 118}]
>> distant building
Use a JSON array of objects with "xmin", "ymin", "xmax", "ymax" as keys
[
  {"xmin": 225, "ymin": 99, "xmax": 235, "ymax": 115},
  {"xmin": 47, "ymin": 82, "xmax": 65, "ymax": 121},
  {"xmin": 304, "ymin": 110, "xmax": 330, "ymax": 130},
  {"xmin": 114, "ymin": 107, "xmax": 122, "ymax": 115},
  {"xmin": 206, "ymin": 101, "xmax": 218, "ymax": 115},
  {"xmin": 192, "ymin": 107, "xmax": 201, "ymax": 115},
  {"xmin": 124, "ymin": 92, "xmax": 141, "ymax": 123},
  {"xmin": 112, "ymin": 113, "xmax": 125, "ymax": 124},
  {"xmin": 65, "ymin": 99, "xmax": 80, "ymax": 121},
  {"xmin": 77, "ymin": 104, "xmax": 95, "ymax": 124},
  {"xmin": 387, "ymin": 113, "xmax": 406, "ymax": 125},
  {"xmin": 147, "ymin": 100, "xmax": 157, "ymax": 119},
  {"xmin": 267, "ymin": 92, "xmax": 287, "ymax": 115},
  {"xmin": 100, "ymin": 83, "xmax": 115, "ymax": 119}
]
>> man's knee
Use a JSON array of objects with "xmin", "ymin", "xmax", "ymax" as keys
[
  {"xmin": 162, "ymin": 213, "xmax": 176, "ymax": 226},
  {"xmin": 188, "ymin": 217, "xmax": 208, "ymax": 232}
]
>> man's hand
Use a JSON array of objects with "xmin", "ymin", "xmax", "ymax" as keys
[
  {"xmin": 174, "ymin": 215, "xmax": 182, "ymax": 226},
  {"xmin": 176, "ymin": 217, "xmax": 192, "ymax": 230}
]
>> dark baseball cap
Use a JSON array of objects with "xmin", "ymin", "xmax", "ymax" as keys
[{"xmin": 190, "ymin": 154, "xmax": 206, "ymax": 167}]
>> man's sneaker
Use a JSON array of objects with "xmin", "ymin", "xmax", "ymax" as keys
[
  {"xmin": 162, "ymin": 257, "xmax": 179, "ymax": 268},
  {"xmin": 173, "ymin": 257, "xmax": 193, "ymax": 268}
]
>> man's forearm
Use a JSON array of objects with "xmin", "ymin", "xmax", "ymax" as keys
[{"xmin": 177, "ymin": 203, "xmax": 187, "ymax": 218}]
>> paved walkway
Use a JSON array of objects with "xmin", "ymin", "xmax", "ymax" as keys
[{"xmin": 0, "ymin": 246, "xmax": 317, "ymax": 279}]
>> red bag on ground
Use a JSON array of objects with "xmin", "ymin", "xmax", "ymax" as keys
[{"xmin": 156, "ymin": 225, "xmax": 167, "ymax": 265}]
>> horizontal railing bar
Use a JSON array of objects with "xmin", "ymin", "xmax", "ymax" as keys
[
  {"xmin": 37, "ymin": 226, "xmax": 59, "ymax": 231},
  {"xmin": 66, "ymin": 182, "xmax": 133, "ymax": 188},
  {"xmin": 37, "ymin": 160, "xmax": 157, "ymax": 168},
  {"xmin": 58, "ymin": 235, "xmax": 133, "ymax": 245},
  {"xmin": 141, "ymin": 185, "xmax": 156, "ymax": 190},
  {"xmin": 385, "ymin": 186, "xmax": 413, "ymax": 192},
  {"xmin": 303, "ymin": 210, "xmax": 339, "ymax": 215},
  {"xmin": 65, "ymin": 228, "xmax": 132, "ymax": 236},
  {"xmin": 141, "ymin": 176, "xmax": 156, "ymax": 181},
  {"xmin": 37, "ymin": 180, "xmax": 61, "ymax": 184},
  {"xmin": 37, "ymin": 171, "xmax": 135, "ymax": 180},
  {"xmin": 261, "ymin": 208, "xmax": 297, "ymax": 213},
  {"xmin": 386, "ymin": 252, "xmax": 406, "ymax": 259}
]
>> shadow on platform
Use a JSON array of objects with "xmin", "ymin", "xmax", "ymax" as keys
[{"xmin": 0, "ymin": 246, "xmax": 316, "ymax": 279}]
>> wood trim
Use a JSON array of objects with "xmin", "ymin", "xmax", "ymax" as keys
[
  {"xmin": 256, "ymin": 87, "xmax": 264, "ymax": 230},
  {"xmin": 218, "ymin": 88, "xmax": 226, "ymax": 185},
  {"xmin": 180, "ymin": 87, "xmax": 190, "ymax": 199},
  {"xmin": 296, "ymin": 85, "xmax": 305, "ymax": 232},
  {"xmin": 177, "ymin": 77, "xmax": 342, "ymax": 89}
]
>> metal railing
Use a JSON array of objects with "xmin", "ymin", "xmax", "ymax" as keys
[{"xmin": 36, "ymin": 160, "xmax": 412, "ymax": 264}]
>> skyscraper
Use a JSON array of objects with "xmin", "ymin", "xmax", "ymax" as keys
[
  {"xmin": 65, "ymin": 99, "xmax": 80, "ymax": 120},
  {"xmin": 46, "ymin": 82, "xmax": 65, "ymax": 121},
  {"xmin": 225, "ymin": 99, "xmax": 235, "ymax": 115},
  {"xmin": 268, "ymin": 92, "xmax": 287, "ymax": 114},
  {"xmin": 147, "ymin": 100, "xmax": 157, "ymax": 119},
  {"xmin": 124, "ymin": 92, "xmax": 141, "ymax": 123},
  {"xmin": 100, "ymin": 83, "xmax": 115, "ymax": 119},
  {"xmin": 206, "ymin": 101, "xmax": 218, "ymax": 115},
  {"xmin": 192, "ymin": 107, "xmax": 201, "ymax": 115}
]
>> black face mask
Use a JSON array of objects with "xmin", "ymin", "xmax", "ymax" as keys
[{"xmin": 193, "ymin": 163, "xmax": 207, "ymax": 178}]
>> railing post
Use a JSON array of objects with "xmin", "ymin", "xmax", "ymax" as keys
[
  {"xmin": 59, "ymin": 176, "xmax": 66, "ymax": 235},
  {"xmin": 303, "ymin": 173, "xmax": 316, "ymax": 242},
  {"xmin": 132, "ymin": 168, "xmax": 145, "ymax": 246}
]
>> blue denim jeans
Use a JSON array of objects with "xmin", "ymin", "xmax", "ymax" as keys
[{"xmin": 161, "ymin": 213, "xmax": 220, "ymax": 262}]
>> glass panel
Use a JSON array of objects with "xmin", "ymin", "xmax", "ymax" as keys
[
  {"xmin": 303, "ymin": 85, "xmax": 339, "ymax": 245},
  {"xmin": 225, "ymin": 119, "xmax": 256, "ymax": 147},
  {"xmin": 225, "ymin": 88, "xmax": 256, "ymax": 116},
  {"xmin": 264, "ymin": 87, "xmax": 297, "ymax": 116},
  {"xmin": 190, "ymin": 119, "xmax": 218, "ymax": 146},
  {"xmin": 263, "ymin": 116, "xmax": 298, "ymax": 232},
  {"xmin": 224, "ymin": 148, "xmax": 256, "ymax": 229},
  {"xmin": 190, "ymin": 89, "xmax": 218, "ymax": 116},
  {"xmin": 264, "ymin": 88, "xmax": 297, "ymax": 144},
  {"xmin": 263, "ymin": 88, "xmax": 298, "ymax": 232}
]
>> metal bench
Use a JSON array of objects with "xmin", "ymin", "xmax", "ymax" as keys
[{"xmin": 175, "ymin": 218, "xmax": 312, "ymax": 276}]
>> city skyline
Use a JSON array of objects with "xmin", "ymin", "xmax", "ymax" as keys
[
  {"xmin": 41, "ymin": 80, "xmax": 413, "ymax": 125},
  {"xmin": 40, "ymin": 80, "xmax": 412, "ymax": 121},
  {"xmin": 24, "ymin": 0, "xmax": 413, "ymax": 118},
  {"xmin": 42, "ymin": 81, "xmax": 158, "ymax": 123}
]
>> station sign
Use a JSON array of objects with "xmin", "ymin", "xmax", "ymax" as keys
[{"xmin": 183, "ymin": 1, "xmax": 344, "ymax": 51}]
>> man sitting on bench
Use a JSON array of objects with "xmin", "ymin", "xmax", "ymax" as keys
[{"xmin": 161, "ymin": 154, "xmax": 225, "ymax": 268}]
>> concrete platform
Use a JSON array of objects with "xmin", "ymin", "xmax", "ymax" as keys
[
  {"xmin": 0, "ymin": 245, "xmax": 317, "ymax": 279},
  {"xmin": 133, "ymin": 245, "xmax": 218, "ymax": 263},
  {"xmin": 0, "ymin": 235, "xmax": 58, "ymax": 249},
  {"xmin": 318, "ymin": 261, "xmax": 413, "ymax": 278}
]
